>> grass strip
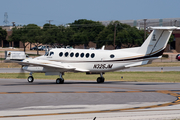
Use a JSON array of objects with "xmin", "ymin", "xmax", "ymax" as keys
[{"xmin": 0, "ymin": 71, "xmax": 180, "ymax": 83}]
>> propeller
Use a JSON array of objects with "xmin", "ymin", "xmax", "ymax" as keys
[{"xmin": 17, "ymin": 65, "xmax": 27, "ymax": 79}]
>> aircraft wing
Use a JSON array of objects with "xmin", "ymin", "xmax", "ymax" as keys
[
  {"xmin": 17, "ymin": 58, "xmax": 89, "ymax": 72},
  {"xmin": 18, "ymin": 59, "xmax": 75, "ymax": 70}
]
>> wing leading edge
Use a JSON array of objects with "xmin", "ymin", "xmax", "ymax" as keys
[{"xmin": 19, "ymin": 59, "xmax": 89, "ymax": 72}]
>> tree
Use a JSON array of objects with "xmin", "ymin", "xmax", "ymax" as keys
[
  {"xmin": 70, "ymin": 19, "xmax": 105, "ymax": 48},
  {"xmin": 26, "ymin": 24, "xmax": 43, "ymax": 55},
  {"xmin": 62, "ymin": 27, "xmax": 75, "ymax": 47},
  {"xmin": 10, "ymin": 26, "xmax": 29, "ymax": 52},
  {"xmin": 42, "ymin": 23, "xmax": 59, "ymax": 46},
  {"xmin": 0, "ymin": 27, "xmax": 7, "ymax": 46},
  {"xmin": 116, "ymin": 27, "xmax": 144, "ymax": 48},
  {"xmin": 96, "ymin": 21, "xmax": 144, "ymax": 49},
  {"xmin": 96, "ymin": 21, "xmax": 124, "ymax": 48},
  {"xmin": 10, "ymin": 24, "xmax": 43, "ymax": 54}
]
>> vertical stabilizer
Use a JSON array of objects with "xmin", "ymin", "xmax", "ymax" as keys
[{"xmin": 137, "ymin": 27, "xmax": 176, "ymax": 56}]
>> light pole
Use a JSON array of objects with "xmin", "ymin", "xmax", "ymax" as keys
[
  {"xmin": 143, "ymin": 19, "xmax": 147, "ymax": 41},
  {"xmin": 114, "ymin": 23, "xmax": 117, "ymax": 49}
]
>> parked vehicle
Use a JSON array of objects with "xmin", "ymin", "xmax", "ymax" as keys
[
  {"xmin": 30, "ymin": 46, "xmax": 38, "ymax": 50},
  {"xmin": 30, "ymin": 46, "xmax": 49, "ymax": 51},
  {"xmin": 176, "ymin": 54, "xmax": 180, "ymax": 61},
  {"xmin": 38, "ymin": 46, "xmax": 49, "ymax": 51}
]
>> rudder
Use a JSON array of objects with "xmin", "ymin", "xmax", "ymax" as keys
[{"xmin": 137, "ymin": 27, "xmax": 174, "ymax": 56}]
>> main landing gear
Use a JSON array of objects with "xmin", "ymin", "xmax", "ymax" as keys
[
  {"xmin": 56, "ymin": 73, "xmax": 64, "ymax": 84},
  {"xmin": 97, "ymin": 73, "xmax": 105, "ymax": 83}
]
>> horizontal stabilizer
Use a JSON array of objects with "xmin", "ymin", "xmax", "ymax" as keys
[
  {"xmin": 149, "ymin": 26, "xmax": 179, "ymax": 30},
  {"xmin": 125, "ymin": 60, "xmax": 149, "ymax": 68}
]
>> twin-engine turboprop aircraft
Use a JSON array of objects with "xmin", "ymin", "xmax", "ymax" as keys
[{"xmin": 5, "ymin": 26, "xmax": 180, "ymax": 84}]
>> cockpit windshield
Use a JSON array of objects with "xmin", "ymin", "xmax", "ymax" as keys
[
  {"xmin": 45, "ymin": 51, "xmax": 54, "ymax": 56},
  {"xmin": 45, "ymin": 51, "xmax": 49, "ymax": 56}
]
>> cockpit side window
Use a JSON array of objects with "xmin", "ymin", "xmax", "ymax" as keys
[{"xmin": 50, "ymin": 52, "xmax": 54, "ymax": 56}]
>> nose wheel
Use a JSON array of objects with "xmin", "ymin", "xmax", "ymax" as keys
[{"xmin": 27, "ymin": 76, "xmax": 34, "ymax": 83}]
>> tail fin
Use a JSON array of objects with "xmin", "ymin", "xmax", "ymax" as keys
[{"xmin": 137, "ymin": 27, "xmax": 178, "ymax": 56}]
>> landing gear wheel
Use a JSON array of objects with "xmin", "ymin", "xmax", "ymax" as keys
[
  {"xmin": 97, "ymin": 77, "xmax": 105, "ymax": 83},
  {"xmin": 56, "ymin": 78, "xmax": 64, "ymax": 84},
  {"xmin": 27, "ymin": 76, "xmax": 34, "ymax": 83}
]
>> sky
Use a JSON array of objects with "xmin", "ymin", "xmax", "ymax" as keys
[{"xmin": 0, "ymin": 0, "xmax": 180, "ymax": 26}]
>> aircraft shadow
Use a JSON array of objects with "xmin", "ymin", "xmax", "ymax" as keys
[{"xmin": 1, "ymin": 81, "xmax": 177, "ymax": 86}]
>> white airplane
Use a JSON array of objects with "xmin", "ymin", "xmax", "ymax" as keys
[{"xmin": 5, "ymin": 26, "xmax": 180, "ymax": 84}]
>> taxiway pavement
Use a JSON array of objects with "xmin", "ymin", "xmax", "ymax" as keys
[{"xmin": 0, "ymin": 79, "xmax": 180, "ymax": 120}]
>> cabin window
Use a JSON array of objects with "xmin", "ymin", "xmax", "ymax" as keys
[
  {"xmin": 80, "ymin": 53, "xmax": 84, "ymax": 58},
  {"xmin": 70, "ymin": 52, "xmax": 74, "ymax": 57},
  {"xmin": 86, "ymin": 53, "xmax": 89, "ymax": 58},
  {"xmin": 91, "ymin": 53, "xmax": 95, "ymax": 58},
  {"xmin": 59, "ymin": 52, "xmax": 63, "ymax": 57},
  {"xmin": 65, "ymin": 52, "xmax": 69, "ymax": 57},
  {"xmin": 75, "ymin": 53, "xmax": 79, "ymax": 57},
  {"xmin": 110, "ymin": 54, "xmax": 115, "ymax": 58},
  {"xmin": 50, "ymin": 52, "xmax": 54, "ymax": 56}
]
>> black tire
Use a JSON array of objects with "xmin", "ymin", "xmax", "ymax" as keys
[
  {"xmin": 97, "ymin": 77, "xmax": 105, "ymax": 83},
  {"xmin": 27, "ymin": 76, "xmax": 34, "ymax": 83},
  {"xmin": 56, "ymin": 78, "xmax": 64, "ymax": 84},
  {"xmin": 101, "ymin": 77, "xmax": 105, "ymax": 83}
]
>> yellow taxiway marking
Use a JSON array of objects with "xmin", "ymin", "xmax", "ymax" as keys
[{"xmin": 0, "ymin": 90, "xmax": 180, "ymax": 118}]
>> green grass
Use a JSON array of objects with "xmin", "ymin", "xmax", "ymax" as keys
[
  {"xmin": 1, "ymin": 71, "xmax": 180, "ymax": 83},
  {"xmin": 0, "ymin": 58, "xmax": 5, "ymax": 60}
]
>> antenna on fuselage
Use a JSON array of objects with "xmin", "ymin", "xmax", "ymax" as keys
[{"xmin": 101, "ymin": 45, "xmax": 105, "ymax": 50}]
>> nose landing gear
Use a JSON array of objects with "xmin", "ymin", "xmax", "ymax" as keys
[{"xmin": 27, "ymin": 72, "xmax": 34, "ymax": 83}]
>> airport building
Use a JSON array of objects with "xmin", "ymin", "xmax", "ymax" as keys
[{"xmin": 1, "ymin": 18, "xmax": 180, "ymax": 52}]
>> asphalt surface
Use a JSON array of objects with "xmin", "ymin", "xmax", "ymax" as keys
[
  {"xmin": 0, "ymin": 79, "xmax": 180, "ymax": 120},
  {"xmin": 121, "ymin": 66, "xmax": 180, "ymax": 71},
  {"xmin": 0, "ymin": 67, "xmax": 180, "ymax": 73}
]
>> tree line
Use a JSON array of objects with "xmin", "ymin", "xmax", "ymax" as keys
[{"xmin": 1, "ymin": 19, "xmax": 146, "ymax": 54}]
